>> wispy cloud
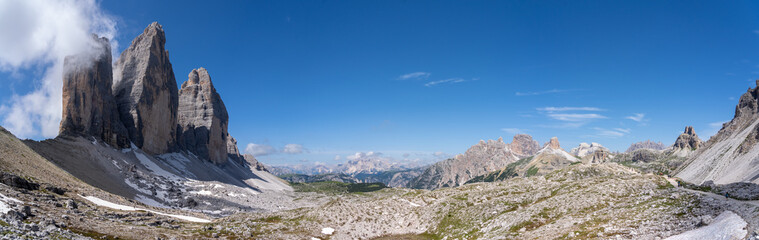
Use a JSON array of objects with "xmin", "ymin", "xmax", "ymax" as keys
[
  {"xmin": 398, "ymin": 72, "xmax": 430, "ymax": 80},
  {"xmin": 246, "ymin": 143, "xmax": 308, "ymax": 156},
  {"xmin": 424, "ymin": 78, "xmax": 476, "ymax": 87},
  {"xmin": 754, "ymin": 30, "xmax": 759, "ymax": 35},
  {"xmin": 703, "ymin": 120, "xmax": 729, "ymax": 138},
  {"xmin": 593, "ymin": 127, "xmax": 631, "ymax": 138},
  {"xmin": 501, "ymin": 128, "xmax": 528, "ymax": 134},
  {"xmin": 283, "ymin": 144, "xmax": 307, "ymax": 154},
  {"xmin": 515, "ymin": 89, "xmax": 580, "ymax": 96},
  {"xmin": 548, "ymin": 113, "xmax": 606, "ymax": 122},
  {"xmin": 537, "ymin": 107, "xmax": 604, "ymax": 112},
  {"xmin": 625, "ymin": 113, "xmax": 646, "ymax": 122}
]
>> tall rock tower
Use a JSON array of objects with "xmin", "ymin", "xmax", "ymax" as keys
[
  {"xmin": 177, "ymin": 68, "xmax": 230, "ymax": 164},
  {"xmin": 59, "ymin": 35, "xmax": 129, "ymax": 148},
  {"xmin": 112, "ymin": 22, "xmax": 179, "ymax": 155}
]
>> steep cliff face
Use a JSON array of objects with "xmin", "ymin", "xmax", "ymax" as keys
[
  {"xmin": 177, "ymin": 68, "xmax": 229, "ymax": 164},
  {"xmin": 112, "ymin": 22, "xmax": 178, "ymax": 155},
  {"xmin": 677, "ymin": 81, "xmax": 759, "ymax": 184},
  {"xmin": 59, "ymin": 36, "xmax": 129, "ymax": 148},
  {"xmin": 509, "ymin": 134, "xmax": 540, "ymax": 156}
]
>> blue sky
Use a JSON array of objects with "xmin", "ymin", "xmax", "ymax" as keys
[{"xmin": 2, "ymin": 1, "xmax": 759, "ymax": 166}]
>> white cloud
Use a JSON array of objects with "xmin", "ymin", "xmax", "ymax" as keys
[
  {"xmin": 398, "ymin": 72, "xmax": 430, "ymax": 80},
  {"xmin": 425, "ymin": 78, "xmax": 475, "ymax": 87},
  {"xmin": 625, "ymin": 113, "xmax": 646, "ymax": 122},
  {"xmin": 0, "ymin": 0, "xmax": 117, "ymax": 139},
  {"xmin": 515, "ymin": 89, "xmax": 578, "ymax": 96},
  {"xmin": 548, "ymin": 113, "xmax": 607, "ymax": 122},
  {"xmin": 537, "ymin": 107, "xmax": 603, "ymax": 112},
  {"xmin": 333, "ymin": 155, "xmax": 341, "ymax": 161},
  {"xmin": 282, "ymin": 143, "xmax": 306, "ymax": 154},
  {"xmin": 346, "ymin": 151, "xmax": 382, "ymax": 160},
  {"xmin": 613, "ymin": 128, "xmax": 631, "ymax": 134},
  {"xmin": 245, "ymin": 143, "xmax": 277, "ymax": 156}
]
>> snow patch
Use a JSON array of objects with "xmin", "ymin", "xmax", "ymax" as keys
[
  {"xmin": 400, "ymin": 199, "xmax": 421, "ymax": 207},
  {"xmin": 0, "ymin": 193, "xmax": 22, "ymax": 214},
  {"xmin": 664, "ymin": 211, "xmax": 747, "ymax": 240},
  {"xmin": 80, "ymin": 195, "xmax": 211, "ymax": 223},
  {"xmin": 321, "ymin": 227, "xmax": 335, "ymax": 235}
]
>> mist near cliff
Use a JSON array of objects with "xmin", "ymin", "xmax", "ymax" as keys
[{"xmin": 0, "ymin": 0, "xmax": 117, "ymax": 139}]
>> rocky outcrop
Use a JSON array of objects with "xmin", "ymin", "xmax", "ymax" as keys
[
  {"xmin": 112, "ymin": 22, "xmax": 178, "ymax": 155},
  {"xmin": 584, "ymin": 149, "xmax": 611, "ymax": 164},
  {"xmin": 226, "ymin": 135, "xmax": 243, "ymax": 162},
  {"xmin": 544, "ymin": 137, "xmax": 562, "ymax": 150},
  {"xmin": 570, "ymin": 142, "xmax": 608, "ymax": 158},
  {"xmin": 177, "ymin": 68, "xmax": 230, "ymax": 164},
  {"xmin": 243, "ymin": 154, "xmax": 268, "ymax": 172},
  {"xmin": 673, "ymin": 126, "xmax": 702, "ymax": 150},
  {"xmin": 410, "ymin": 135, "xmax": 541, "ymax": 189},
  {"xmin": 625, "ymin": 140, "xmax": 666, "ymax": 152},
  {"xmin": 677, "ymin": 81, "xmax": 759, "ymax": 184},
  {"xmin": 59, "ymin": 36, "xmax": 129, "ymax": 148},
  {"xmin": 509, "ymin": 134, "xmax": 540, "ymax": 156}
]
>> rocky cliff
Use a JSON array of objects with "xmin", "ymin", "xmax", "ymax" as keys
[
  {"xmin": 677, "ymin": 81, "xmax": 759, "ymax": 184},
  {"xmin": 667, "ymin": 126, "xmax": 703, "ymax": 157},
  {"xmin": 509, "ymin": 134, "xmax": 540, "ymax": 156},
  {"xmin": 177, "ymin": 68, "xmax": 230, "ymax": 164},
  {"xmin": 59, "ymin": 36, "xmax": 129, "ymax": 148},
  {"xmin": 410, "ymin": 135, "xmax": 539, "ymax": 189},
  {"xmin": 112, "ymin": 22, "xmax": 179, "ymax": 155},
  {"xmin": 625, "ymin": 140, "xmax": 666, "ymax": 152}
]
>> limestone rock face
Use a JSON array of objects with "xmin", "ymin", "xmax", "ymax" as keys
[
  {"xmin": 243, "ymin": 154, "xmax": 268, "ymax": 172},
  {"xmin": 113, "ymin": 22, "xmax": 178, "ymax": 155},
  {"xmin": 226, "ymin": 135, "xmax": 243, "ymax": 162},
  {"xmin": 59, "ymin": 36, "xmax": 129, "ymax": 148},
  {"xmin": 177, "ymin": 68, "xmax": 229, "ymax": 164},
  {"xmin": 673, "ymin": 126, "xmax": 702, "ymax": 150},
  {"xmin": 677, "ymin": 81, "xmax": 759, "ymax": 184},
  {"xmin": 544, "ymin": 137, "xmax": 562, "ymax": 150},
  {"xmin": 509, "ymin": 134, "xmax": 540, "ymax": 156}
]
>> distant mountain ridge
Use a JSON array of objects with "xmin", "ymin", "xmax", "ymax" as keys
[{"xmin": 409, "ymin": 134, "xmax": 541, "ymax": 190}]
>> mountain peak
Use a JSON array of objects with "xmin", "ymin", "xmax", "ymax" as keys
[{"xmin": 545, "ymin": 137, "xmax": 561, "ymax": 150}]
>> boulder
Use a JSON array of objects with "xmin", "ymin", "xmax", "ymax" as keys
[
  {"xmin": 177, "ymin": 68, "xmax": 230, "ymax": 164},
  {"xmin": 59, "ymin": 35, "xmax": 129, "ymax": 148},
  {"xmin": 112, "ymin": 22, "xmax": 178, "ymax": 155}
]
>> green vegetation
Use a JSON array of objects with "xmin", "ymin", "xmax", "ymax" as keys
[
  {"xmin": 465, "ymin": 156, "xmax": 533, "ymax": 184},
  {"xmin": 525, "ymin": 166, "xmax": 539, "ymax": 177},
  {"xmin": 291, "ymin": 181, "xmax": 387, "ymax": 194}
]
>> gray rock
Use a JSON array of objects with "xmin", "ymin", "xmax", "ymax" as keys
[
  {"xmin": 60, "ymin": 35, "xmax": 130, "ymax": 148},
  {"xmin": 113, "ymin": 22, "xmax": 179, "ymax": 155},
  {"xmin": 626, "ymin": 140, "xmax": 666, "ymax": 152},
  {"xmin": 673, "ymin": 126, "xmax": 702, "ymax": 150},
  {"xmin": 177, "ymin": 68, "xmax": 230, "ymax": 164}
]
